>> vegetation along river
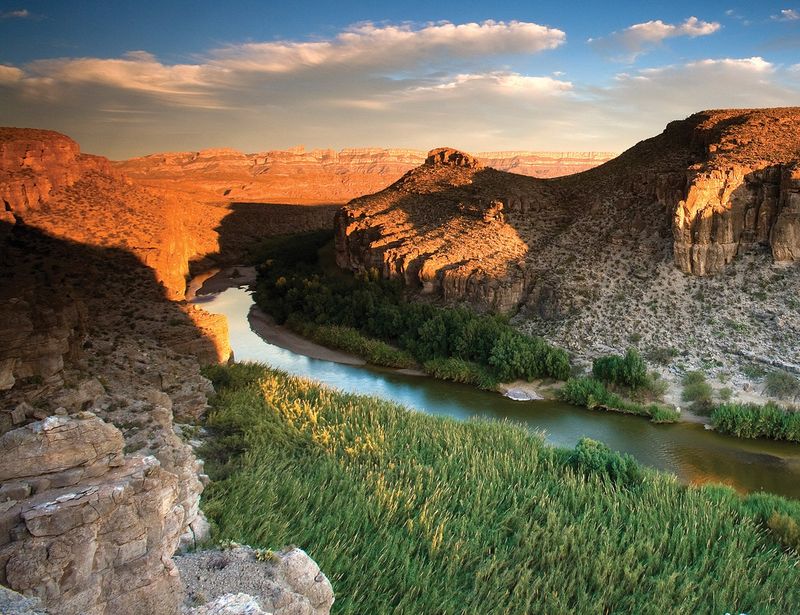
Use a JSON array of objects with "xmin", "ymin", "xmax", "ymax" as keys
[{"xmin": 191, "ymin": 270, "xmax": 800, "ymax": 499}]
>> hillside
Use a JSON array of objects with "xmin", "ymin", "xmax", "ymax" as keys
[
  {"xmin": 115, "ymin": 146, "xmax": 616, "ymax": 205},
  {"xmin": 335, "ymin": 109, "xmax": 800, "ymax": 388}
]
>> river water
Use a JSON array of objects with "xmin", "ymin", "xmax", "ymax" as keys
[{"xmin": 192, "ymin": 276, "xmax": 800, "ymax": 499}]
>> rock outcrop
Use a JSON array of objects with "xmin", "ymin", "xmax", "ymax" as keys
[
  {"xmin": 0, "ymin": 415, "xmax": 188, "ymax": 615},
  {"xmin": 115, "ymin": 146, "xmax": 615, "ymax": 205},
  {"xmin": 178, "ymin": 545, "xmax": 334, "ymax": 615},
  {"xmin": 0, "ymin": 128, "xmax": 110, "ymax": 221},
  {"xmin": 666, "ymin": 109, "xmax": 800, "ymax": 274}
]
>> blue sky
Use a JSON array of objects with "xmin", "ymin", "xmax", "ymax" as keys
[{"xmin": 1, "ymin": 1, "xmax": 798, "ymax": 157}]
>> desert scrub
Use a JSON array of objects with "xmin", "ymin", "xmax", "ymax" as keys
[
  {"xmin": 200, "ymin": 363, "xmax": 800, "ymax": 614},
  {"xmin": 711, "ymin": 402, "xmax": 800, "ymax": 442},
  {"xmin": 764, "ymin": 370, "xmax": 800, "ymax": 401},
  {"xmin": 560, "ymin": 377, "xmax": 679, "ymax": 423},
  {"xmin": 681, "ymin": 370, "xmax": 714, "ymax": 412}
]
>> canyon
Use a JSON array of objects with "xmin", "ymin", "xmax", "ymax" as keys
[
  {"xmin": 1, "ymin": 107, "xmax": 798, "ymax": 613},
  {"xmin": 336, "ymin": 108, "xmax": 800, "ymax": 383},
  {"xmin": 0, "ymin": 129, "xmax": 335, "ymax": 614}
]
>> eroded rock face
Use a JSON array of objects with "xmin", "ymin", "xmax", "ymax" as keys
[
  {"xmin": 667, "ymin": 109, "xmax": 800, "ymax": 274},
  {"xmin": 336, "ymin": 109, "xmax": 800, "ymax": 319},
  {"xmin": 0, "ymin": 415, "xmax": 190, "ymax": 615},
  {"xmin": 425, "ymin": 147, "xmax": 482, "ymax": 169},
  {"xmin": 0, "ymin": 295, "xmax": 87, "ymax": 391},
  {"xmin": 0, "ymin": 128, "xmax": 110, "ymax": 218}
]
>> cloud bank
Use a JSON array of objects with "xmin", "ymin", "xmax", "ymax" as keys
[{"xmin": 0, "ymin": 20, "xmax": 797, "ymax": 158}]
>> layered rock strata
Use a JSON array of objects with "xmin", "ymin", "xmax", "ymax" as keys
[
  {"xmin": 116, "ymin": 145, "xmax": 616, "ymax": 205},
  {"xmin": 336, "ymin": 109, "xmax": 800, "ymax": 318}
]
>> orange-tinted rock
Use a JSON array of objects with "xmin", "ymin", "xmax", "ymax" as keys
[
  {"xmin": 115, "ymin": 145, "xmax": 615, "ymax": 205},
  {"xmin": 336, "ymin": 108, "xmax": 800, "ymax": 317}
]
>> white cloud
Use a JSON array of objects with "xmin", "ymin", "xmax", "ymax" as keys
[
  {"xmin": 0, "ymin": 9, "xmax": 30, "ymax": 19},
  {"xmin": 772, "ymin": 8, "xmax": 800, "ymax": 20},
  {"xmin": 1, "ymin": 20, "xmax": 566, "ymax": 110},
  {"xmin": 212, "ymin": 21, "xmax": 566, "ymax": 73},
  {"xmin": 589, "ymin": 16, "xmax": 721, "ymax": 62},
  {"xmin": 404, "ymin": 72, "xmax": 573, "ymax": 96}
]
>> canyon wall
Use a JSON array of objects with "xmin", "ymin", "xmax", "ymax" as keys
[
  {"xmin": 0, "ymin": 128, "xmax": 335, "ymax": 614},
  {"xmin": 116, "ymin": 146, "xmax": 616, "ymax": 205}
]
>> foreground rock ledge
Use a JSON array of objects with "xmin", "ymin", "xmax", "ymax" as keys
[{"xmin": 178, "ymin": 545, "xmax": 334, "ymax": 615}]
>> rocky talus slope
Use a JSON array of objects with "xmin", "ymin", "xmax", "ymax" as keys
[
  {"xmin": 336, "ymin": 109, "xmax": 800, "ymax": 387},
  {"xmin": 116, "ymin": 146, "xmax": 615, "ymax": 205},
  {"xmin": 0, "ymin": 129, "xmax": 334, "ymax": 614}
]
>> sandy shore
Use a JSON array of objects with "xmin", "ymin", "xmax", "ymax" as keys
[{"xmin": 248, "ymin": 306, "xmax": 367, "ymax": 367}]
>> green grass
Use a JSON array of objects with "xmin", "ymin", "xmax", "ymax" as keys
[
  {"xmin": 288, "ymin": 319, "xmax": 417, "ymax": 369},
  {"xmin": 711, "ymin": 401, "xmax": 800, "ymax": 442},
  {"xmin": 200, "ymin": 363, "xmax": 800, "ymax": 614}
]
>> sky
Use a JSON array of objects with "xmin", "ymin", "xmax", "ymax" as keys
[{"xmin": 0, "ymin": 1, "xmax": 798, "ymax": 158}]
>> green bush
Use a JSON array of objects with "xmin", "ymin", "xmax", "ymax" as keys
[
  {"xmin": 768, "ymin": 512, "xmax": 800, "ymax": 552},
  {"xmin": 301, "ymin": 323, "xmax": 416, "ymax": 369},
  {"xmin": 422, "ymin": 357, "xmax": 498, "ymax": 390},
  {"xmin": 592, "ymin": 349, "xmax": 647, "ymax": 389},
  {"xmin": 682, "ymin": 370, "xmax": 714, "ymax": 411},
  {"xmin": 568, "ymin": 438, "xmax": 643, "ymax": 488},
  {"xmin": 765, "ymin": 370, "xmax": 800, "ymax": 401}
]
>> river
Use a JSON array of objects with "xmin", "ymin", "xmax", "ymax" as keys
[{"xmin": 191, "ymin": 271, "xmax": 800, "ymax": 500}]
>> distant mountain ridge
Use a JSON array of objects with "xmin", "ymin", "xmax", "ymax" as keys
[{"xmin": 115, "ymin": 146, "xmax": 617, "ymax": 205}]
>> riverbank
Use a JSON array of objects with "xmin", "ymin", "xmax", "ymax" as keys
[{"xmin": 199, "ymin": 362, "xmax": 800, "ymax": 614}]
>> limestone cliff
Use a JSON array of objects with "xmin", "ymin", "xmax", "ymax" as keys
[
  {"xmin": 116, "ymin": 145, "xmax": 616, "ymax": 205},
  {"xmin": 0, "ymin": 129, "xmax": 110, "ymax": 220}
]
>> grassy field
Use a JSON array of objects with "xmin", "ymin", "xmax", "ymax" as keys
[{"xmin": 200, "ymin": 363, "xmax": 800, "ymax": 614}]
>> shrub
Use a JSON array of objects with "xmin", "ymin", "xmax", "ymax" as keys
[
  {"xmin": 718, "ymin": 387, "xmax": 733, "ymax": 402},
  {"xmin": 560, "ymin": 377, "xmax": 679, "ymax": 423},
  {"xmin": 768, "ymin": 512, "xmax": 800, "ymax": 552},
  {"xmin": 682, "ymin": 371, "xmax": 713, "ymax": 412},
  {"xmin": 765, "ymin": 370, "xmax": 800, "ymax": 401},
  {"xmin": 645, "ymin": 346, "xmax": 678, "ymax": 366},
  {"xmin": 568, "ymin": 437, "xmax": 643, "ymax": 488},
  {"xmin": 592, "ymin": 349, "xmax": 647, "ymax": 389}
]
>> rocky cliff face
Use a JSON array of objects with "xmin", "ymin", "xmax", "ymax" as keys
[
  {"xmin": 662, "ymin": 109, "xmax": 800, "ymax": 274},
  {"xmin": 0, "ymin": 129, "xmax": 109, "ymax": 221},
  {"xmin": 0, "ymin": 129, "xmax": 335, "ymax": 614},
  {"xmin": 335, "ymin": 109, "xmax": 800, "ymax": 379},
  {"xmin": 116, "ymin": 145, "xmax": 616, "ymax": 205}
]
